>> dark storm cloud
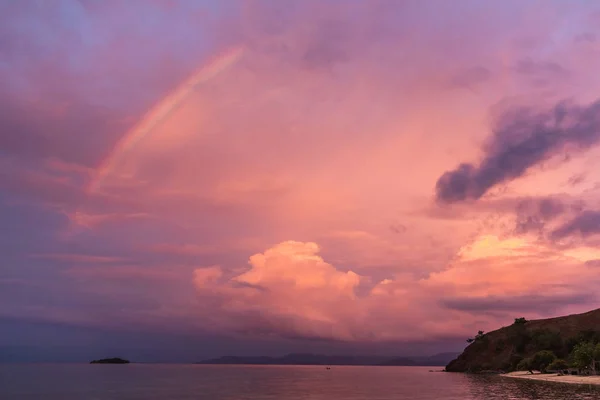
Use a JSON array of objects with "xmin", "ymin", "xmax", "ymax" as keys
[
  {"xmin": 435, "ymin": 99, "xmax": 600, "ymax": 203},
  {"xmin": 550, "ymin": 210, "xmax": 600, "ymax": 240}
]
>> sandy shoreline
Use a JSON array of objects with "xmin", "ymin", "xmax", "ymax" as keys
[{"xmin": 501, "ymin": 371, "xmax": 600, "ymax": 386}]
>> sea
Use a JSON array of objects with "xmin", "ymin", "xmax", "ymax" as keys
[{"xmin": 1, "ymin": 364, "xmax": 600, "ymax": 400}]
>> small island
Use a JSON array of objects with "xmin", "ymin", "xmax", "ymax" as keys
[{"xmin": 90, "ymin": 357, "xmax": 130, "ymax": 364}]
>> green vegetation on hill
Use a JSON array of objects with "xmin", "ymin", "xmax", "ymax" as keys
[{"xmin": 446, "ymin": 309, "xmax": 600, "ymax": 373}]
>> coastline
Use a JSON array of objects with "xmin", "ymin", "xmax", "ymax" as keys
[{"xmin": 501, "ymin": 371, "xmax": 600, "ymax": 386}]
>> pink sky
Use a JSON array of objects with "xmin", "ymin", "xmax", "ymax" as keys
[{"xmin": 2, "ymin": 0, "xmax": 600, "ymax": 359}]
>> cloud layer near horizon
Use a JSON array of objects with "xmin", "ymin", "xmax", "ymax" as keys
[
  {"xmin": 2, "ymin": 0, "xmax": 600, "ymax": 352},
  {"xmin": 191, "ymin": 237, "xmax": 600, "ymax": 341}
]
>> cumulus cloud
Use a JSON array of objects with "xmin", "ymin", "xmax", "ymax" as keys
[
  {"xmin": 193, "ymin": 241, "xmax": 366, "ymax": 341},
  {"xmin": 192, "ymin": 239, "xmax": 600, "ymax": 342},
  {"xmin": 435, "ymin": 99, "xmax": 600, "ymax": 203}
]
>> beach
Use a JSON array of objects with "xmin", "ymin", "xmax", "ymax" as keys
[{"xmin": 502, "ymin": 371, "xmax": 600, "ymax": 386}]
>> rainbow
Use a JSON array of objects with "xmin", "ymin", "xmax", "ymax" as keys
[{"xmin": 89, "ymin": 47, "xmax": 244, "ymax": 193}]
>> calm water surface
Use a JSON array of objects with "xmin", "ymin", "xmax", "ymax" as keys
[{"xmin": 1, "ymin": 364, "xmax": 600, "ymax": 400}]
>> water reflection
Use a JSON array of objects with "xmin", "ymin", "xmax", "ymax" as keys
[
  {"xmin": 465, "ymin": 374, "xmax": 600, "ymax": 400},
  {"xmin": 1, "ymin": 364, "xmax": 599, "ymax": 400}
]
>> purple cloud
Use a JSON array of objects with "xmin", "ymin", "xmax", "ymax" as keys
[
  {"xmin": 513, "ymin": 196, "xmax": 567, "ymax": 234},
  {"xmin": 551, "ymin": 210, "xmax": 600, "ymax": 239},
  {"xmin": 436, "ymin": 99, "xmax": 600, "ymax": 203},
  {"xmin": 441, "ymin": 292, "xmax": 594, "ymax": 315}
]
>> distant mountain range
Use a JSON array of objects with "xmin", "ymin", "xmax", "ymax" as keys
[
  {"xmin": 197, "ymin": 352, "xmax": 458, "ymax": 366},
  {"xmin": 90, "ymin": 357, "xmax": 130, "ymax": 364}
]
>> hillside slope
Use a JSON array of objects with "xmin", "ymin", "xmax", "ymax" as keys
[{"xmin": 446, "ymin": 308, "xmax": 600, "ymax": 373}]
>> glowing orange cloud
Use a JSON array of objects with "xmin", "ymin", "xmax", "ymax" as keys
[{"xmin": 192, "ymin": 237, "xmax": 600, "ymax": 341}]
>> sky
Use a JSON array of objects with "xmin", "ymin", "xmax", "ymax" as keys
[{"xmin": 2, "ymin": 0, "xmax": 600, "ymax": 362}]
